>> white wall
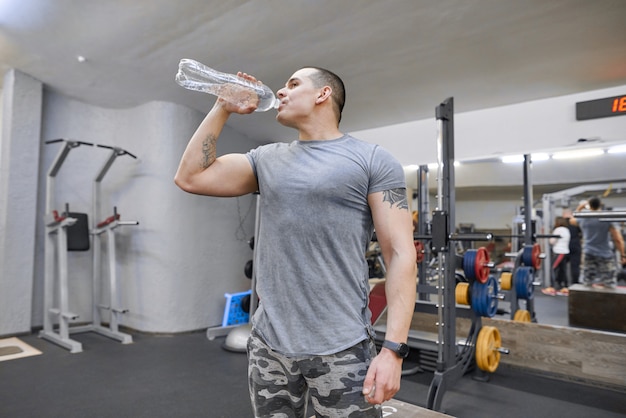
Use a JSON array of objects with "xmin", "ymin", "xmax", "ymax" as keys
[
  {"xmin": 355, "ymin": 85, "xmax": 626, "ymax": 234},
  {"xmin": 31, "ymin": 91, "xmax": 258, "ymax": 333},
  {"xmin": 352, "ymin": 84, "xmax": 626, "ymax": 166},
  {"xmin": 0, "ymin": 70, "xmax": 42, "ymax": 336}
]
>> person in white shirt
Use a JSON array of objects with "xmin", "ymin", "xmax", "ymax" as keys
[{"xmin": 543, "ymin": 217, "xmax": 571, "ymax": 296}]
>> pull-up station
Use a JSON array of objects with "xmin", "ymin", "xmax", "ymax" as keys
[
  {"xmin": 41, "ymin": 139, "xmax": 94, "ymax": 353},
  {"xmin": 74, "ymin": 145, "xmax": 138, "ymax": 344},
  {"xmin": 40, "ymin": 139, "xmax": 138, "ymax": 353}
]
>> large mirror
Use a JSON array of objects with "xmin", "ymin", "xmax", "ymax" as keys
[{"xmin": 403, "ymin": 141, "xmax": 626, "ymax": 328}]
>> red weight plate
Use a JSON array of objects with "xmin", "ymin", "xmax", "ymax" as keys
[
  {"xmin": 532, "ymin": 243, "xmax": 541, "ymax": 269},
  {"xmin": 414, "ymin": 241, "xmax": 425, "ymax": 264},
  {"xmin": 475, "ymin": 247, "xmax": 490, "ymax": 283}
]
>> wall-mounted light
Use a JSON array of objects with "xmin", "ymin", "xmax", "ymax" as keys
[
  {"xmin": 501, "ymin": 155, "xmax": 524, "ymax": 163},
  {"xmin": 607, "ymin": 144, "xmax": 626, "ymax": 154},
  {"xmin": 552, "ymin": 148, "xmax": 604, "ymax": 160},
  {"xmin": 425, "ymin": 161, "xmax": 460, "ymax": 169},
  {"xmin": 531, "ymin": 153, "xmax": 550, "ymax": 161},
  {"xmin": 500, "ymin": 153, "xmax": 549, "ymax": 163}
]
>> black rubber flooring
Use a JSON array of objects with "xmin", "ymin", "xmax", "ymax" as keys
[{"xmin": 0, "ymin": 294, "xmax": 624, "ymax": 417}]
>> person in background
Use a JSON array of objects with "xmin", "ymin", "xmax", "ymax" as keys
[
  {"xmin": 619, "ymin": 222, "xmax": 626, "ymax": 285},
  {"xmin": 563, "ymin": 209, "xmax": 582, "ymax": 284},
  {"xmin": 543, "ymin": 216, "xmax": 571, "ymax": 296},
  {"xmin": 175, "ymin": 67, "xmax": 417, "ymax": 417},
  {"xmin": 569, "ymin": 197, "xmax": 626, "ymax": 288}
]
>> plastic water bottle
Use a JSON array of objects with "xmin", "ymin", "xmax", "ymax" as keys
[{"xmin": 175, "ymin": 59, "xmax": 279, "ymax": 112}]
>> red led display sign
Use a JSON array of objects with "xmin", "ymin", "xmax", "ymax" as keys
[{"xmin": 576, "ymin": 95, "xmax": 626, "ymax": 120}]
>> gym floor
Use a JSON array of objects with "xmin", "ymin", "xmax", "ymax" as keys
[{"xmin": 1, "ymin": 293, "xmax": 625, "ymax": 418}]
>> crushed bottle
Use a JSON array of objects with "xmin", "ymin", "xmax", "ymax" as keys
[{"xmin": 175, "ymin": 59, "xmax": 279, "ymax": 112}]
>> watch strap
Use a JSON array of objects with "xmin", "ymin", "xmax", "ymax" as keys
[{"xmin": 382, "ymin": 340, "xmax": 409, "ymax": 358}]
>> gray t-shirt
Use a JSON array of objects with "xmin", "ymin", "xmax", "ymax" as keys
[
  {"xmin": 246, "ymin": 134, "xmax": 405, "ymax": 356},
  {"xmin": 578, "ymin": 217, "xmax": 616, "ymax": 258}
]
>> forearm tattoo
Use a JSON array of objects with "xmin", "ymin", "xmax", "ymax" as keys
[
  {"xmin": 200, "ymin": 134, "xmax": 217, "ymax": 169},
  {"xmin": 382, "ymin": 188, "xmax": 409, "ymax": 210}
]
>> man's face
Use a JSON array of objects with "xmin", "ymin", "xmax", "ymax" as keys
[{"xmin": 275, "ymin": 68, "xmax": 320, "ymax": 128}]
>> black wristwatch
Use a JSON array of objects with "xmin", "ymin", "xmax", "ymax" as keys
[{"xmin": 382, "ymin": 340, "xmax": 410, "ymax": 358}]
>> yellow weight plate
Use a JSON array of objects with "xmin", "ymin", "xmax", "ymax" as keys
[
  {"xmin": 476, "ymin": 327, "xmax": 491, "ymax": 372},
  {"xmin": 513, "ymin": 309, "xmax": 531, "ymax": 322},
  {"xmin": 476, "ymin": 326, "xmax": 501, "ymax": 373},
  {"xmin": 500, "ymin": 272, "xmax": 512, "ymax": 290},
  {"xmin": 455, "ymin": 282, "xmax": 470, "ymax": 305}
]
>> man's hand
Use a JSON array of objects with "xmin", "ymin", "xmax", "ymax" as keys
[
  {"xmin": 215, "ymin": 72, "xmax": 262, "ymax": 114},
  {"xmin": 362, "ymin": 348, "xmax": 403, "ymax": 405}
]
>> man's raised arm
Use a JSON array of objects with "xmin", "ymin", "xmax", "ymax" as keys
[{"xmin": 174, "ymin": 81, "xmax": 259, "ymax": 197}]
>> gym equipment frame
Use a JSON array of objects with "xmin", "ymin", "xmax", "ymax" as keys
[
  {"xmin": 40, "ymin": 140, "xmax": 137, "ymax": 353},
  {"xmin": 377, "ymin": 99, "xmax": 508, "ymax": 411},
  {"xmin": 72, "ymin": 145, "xmax": 138, "ymax": 344},
  {"xmin": 40, "ymin": 139, "xmax": 94, "ymax": 353}
]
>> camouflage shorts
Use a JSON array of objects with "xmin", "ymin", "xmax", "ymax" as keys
[
  {"xmin": 582, "ymin": 253, "xmax": 617, "ymax": 286},
  {"xmin": 247, "ymin": 330, "xmax": 382, "ymax": 418}
]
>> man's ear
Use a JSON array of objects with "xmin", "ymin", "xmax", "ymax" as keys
[{"xmin": 316, "ymin": 86, "xmax": 332, "ymax": 104}]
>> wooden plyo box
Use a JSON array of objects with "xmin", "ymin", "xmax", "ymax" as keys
[
  {"xmin": 568, "ymin": 284, "xmax": 626, "ymax": 333},
  {"xmin": 309, "ymin": 399, "xmax": 453, "ymax": 418},
  {"xmin": 381, "ymin": 399, "xmax": 454, "ymax": 417}
]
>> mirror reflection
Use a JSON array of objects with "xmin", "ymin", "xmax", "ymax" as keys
[{"xmin": 398, "ymin": 143, "xmax": 626, "ymax": 329}]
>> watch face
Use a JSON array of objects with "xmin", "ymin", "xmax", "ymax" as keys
[{"xmin": 398, "ymin": 343, "xmax": 410, "ymax": 358}]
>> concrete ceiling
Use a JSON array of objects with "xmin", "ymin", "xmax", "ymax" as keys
[{"xmin": 2, "ymin": 0, "xmax": 626, "ymax": 149}]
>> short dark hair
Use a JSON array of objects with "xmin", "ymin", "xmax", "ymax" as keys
[
  {"xmin": 304, "ymin": 67, "xmax": 345, "ymax": 125},
  {"xmin": 589, "ymin": 196, "xmax": 601, "ymax": 210}
]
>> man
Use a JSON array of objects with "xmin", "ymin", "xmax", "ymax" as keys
[
  {"xmin": 175, "ymin": 67, "xmax": 417, "ymax": 417},
  {"xmin": 569, "ymin": 197, "xmax": 626, "ymax": 288}
]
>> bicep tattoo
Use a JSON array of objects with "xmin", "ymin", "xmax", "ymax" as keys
[
  {"xmin": 382, "ymin": 188, "xmax": 409, "ymax": 210},
  {"xmin": 200, "ymin": 134, "xmax": 217, "ymax": 169}
]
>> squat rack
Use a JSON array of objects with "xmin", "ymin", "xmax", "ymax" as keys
[
  {"xmin": 425, "ymin": 98, "xmax": 491, "ymax": 410},
  {"xmin": 390, "ymin": 99, "xmax": 503, "ymax": 411}
]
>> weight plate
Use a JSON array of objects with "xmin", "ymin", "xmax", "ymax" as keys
[
  {"xmin": 464, "ymin": 250, "xmax": 477, "ymax": 281},
  {"xmin": 531, "ymin": 243, "xmax": 541, "ymax": 269},
  {"xmin": 476, "ymin": 326, "xmax": 501, "ymax": 373},
  {"xmin": 513, "ymin": 309, "xmax": 531, "ymax": 322},
  {"xmin": 471, "ymin": 276, "xmax": 498, "ymax": 317},
  {"xmin": 475, "ymin": 247, "xmax": 490, "ymax": 284},
  {"xmin": 521, "ymin": 245, "xmax": 532, "ymax": 267},
  {"xmin": 485, "ymin": 276, "xmax": 498, "ymax": 318},
  {"xmin": 414, "ymin": 240, "xmax": 425, "ymax": 264},
  {"xmin": 244, "ymin": 259, "xmax": 253, "ymax": 279},
  {"xmin": 514, "ymin": 266, "xmax": 534, "ymax": 299},
  {"xmin": 455, "ymin": 282, "xmax": 470, "ymax": 305},
  {"xmin": 500, "ymin": 272, "xmax": 512, "ymax": 291}
]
